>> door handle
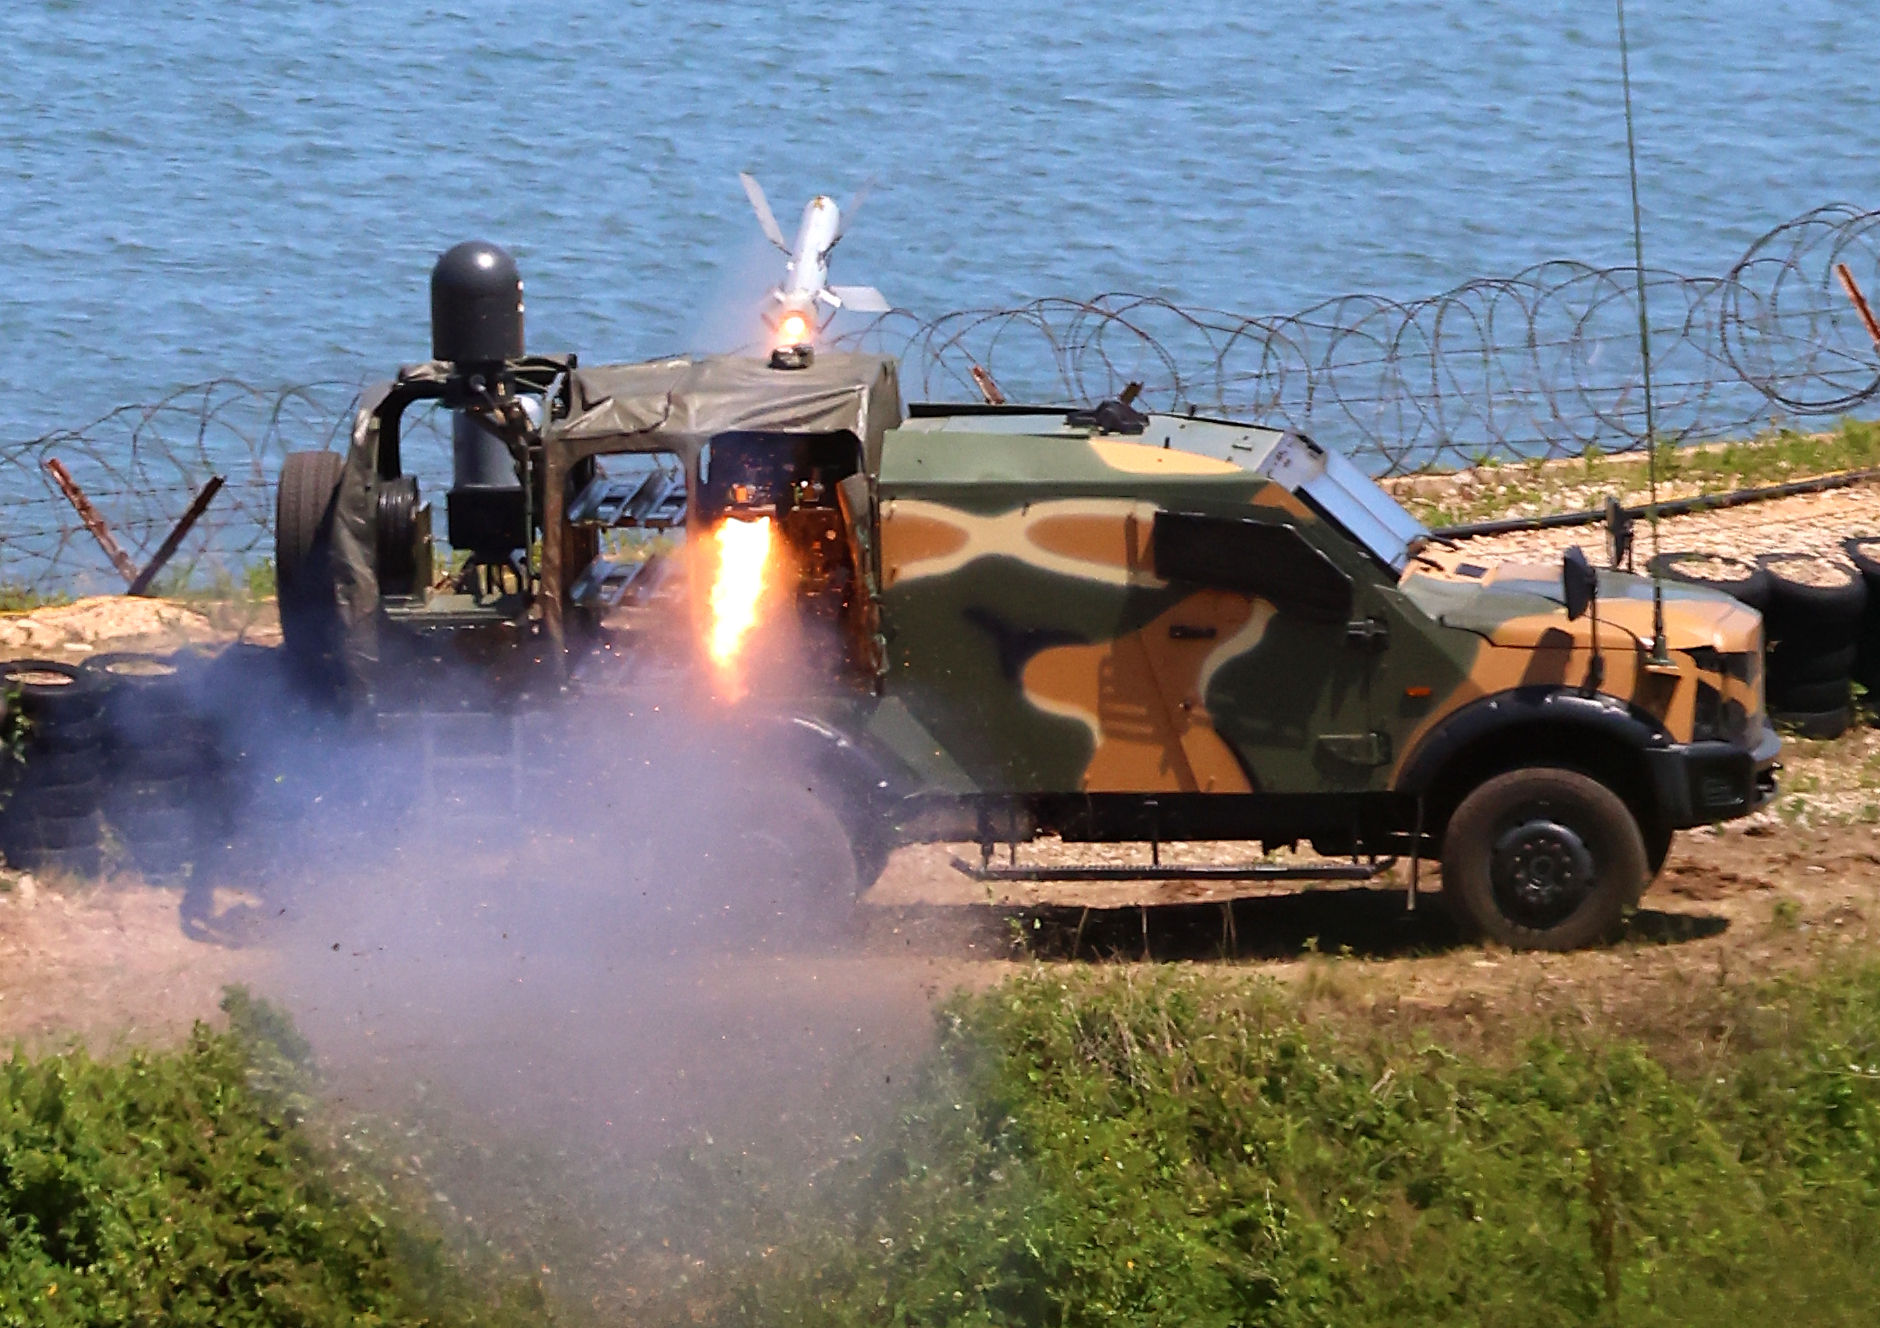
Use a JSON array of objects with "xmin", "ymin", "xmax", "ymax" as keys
[
  {"xmin": 1168, "ymin": 624, "xmax": 1218, "ymax": 640},
  {"xmin": 1344, "ymin": 617, "xmax": 1389, "ymax": 651}
]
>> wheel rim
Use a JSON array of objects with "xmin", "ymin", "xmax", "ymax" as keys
[{"xmin": 1489, "ymin": 816, "xmax": 1596, "ymax": 929}]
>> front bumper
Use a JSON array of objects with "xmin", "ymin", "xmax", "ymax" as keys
[{"xmin": 1644, "ymin": 720, "xmax": 1782, "ymax": 828}]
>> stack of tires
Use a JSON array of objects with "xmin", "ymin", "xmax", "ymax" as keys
[
  {"xmin": 0, "ymin": 660, "xmax": 108, "ymax": 876},
  {"xmin": 1757, "ymin": 554, "xmax": 1866, "ymax": 738},
  {"xmin": 1845, "ymin": 538, "xmax": 1880, "ymax": 704},
  {"xmin": 1649, "ymin": 550, "xmax": 1865, "ymax": 738},
  {"xmin": 1644, "ymin": 552, "xmax": 1772, "ymax": 617},
  {"xmin": 87, "ymin": 652, "xmax": 221, "ymax": 882}
]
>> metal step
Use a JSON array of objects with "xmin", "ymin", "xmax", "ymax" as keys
[{"xmin": 949, "ymin": 855, "xmax": 1392, "ymax": 884}]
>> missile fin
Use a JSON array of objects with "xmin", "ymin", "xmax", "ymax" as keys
[
  {"xmin": 829, "ymin": 285, "xmax": 891, "ymax": 314},
  {"xmin": 739, "ymin": 173, "xmax": 791, "ymax": 253}
]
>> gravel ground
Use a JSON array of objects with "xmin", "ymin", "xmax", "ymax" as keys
[{"xmin": 1441, "ymin": 478, "xmax": 1880, "ymax": 567}]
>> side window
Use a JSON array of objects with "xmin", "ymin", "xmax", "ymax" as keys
[{"xmin": 1152, "ymin": 510, "xmax": 1353, "ymax": 623}]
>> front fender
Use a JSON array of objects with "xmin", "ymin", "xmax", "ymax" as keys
[{"xmin": 1395, "ymin": 685, "xmax": 1673, "ymax": 799}]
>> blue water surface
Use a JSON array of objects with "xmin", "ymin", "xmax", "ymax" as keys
[{"xmin": 1, "ymin": 0, "xmax": 1876, "ymax": 443}]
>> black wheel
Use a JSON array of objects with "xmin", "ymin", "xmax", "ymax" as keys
[
  {"xmin": 1767, "ymin": 641, "xmax": 1857, "ymax": 688},
  {"xmin": 677, "ymin": 777, "xmax": 865, "ymax": 948},
  {"xmin": 1759, "ymin": 553, "xmax": 1866, "ymax": 639},
  {"xmin": 276, "ymin": 450, "xmax": 348, "ymax": 665},
  {"xmin": 5, "ymin": 843, "xmax": 102, "ymax": 878},
  {"xmin": 1845, "ymin": 537, "xmax": 1880, "ymax": 693},
  {"xmin": 1771, "ymin": 703, "xmax": 1853, "ymax": 740},
  {"xmin": 0, "ymin": 659, "xmax": 101, "ymax": 730},
  {"xmin": 15, "ymin": 745, "xmax": 102, "ymax": 789},
  {"xmin": 376, "ymin": 475, "xmax": 421, "ymax": 596},
  {"xmin": 1441, "ymin": 767, "xmax": 1646, "ymax": 951},
  {"xmin": 1643, "ymin": 816, "xmax": 1673, "ymax": 883},
  {"xmin": 5, "ymin": 810, "xmax": 101, "ymax": 852},
  {"xmin": 9, "ymin": 779, "xmax": 102, "ymax": 821},
  {"xmin": 1770, "ymin": 676, "xmax": 1852, "ymax": 714},
  {"xmin": 1647, "ymin": 551, "xmax": 1773, "ymax": 611}
]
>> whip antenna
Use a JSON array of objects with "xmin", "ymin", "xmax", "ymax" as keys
[{"xmin": 1617, "ymin": 0, "xmax": 1669, "ymax": 662}]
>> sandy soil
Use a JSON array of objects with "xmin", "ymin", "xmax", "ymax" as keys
[{"xmin": 0, "ymin": 594, "xmax": 276, "ymax": 664}]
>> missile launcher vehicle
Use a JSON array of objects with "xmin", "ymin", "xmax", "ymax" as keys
[{"xmin": 274, "ymin": 240, "xmax": 1779, "ymax": 950}]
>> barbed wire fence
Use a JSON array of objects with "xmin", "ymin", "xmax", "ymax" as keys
[
  {"xmin": 863, "ymin": 202, "xmax": 1880, "ymax": 471},
  {"xmin": 5, "ymin": 203, "xmax": 1880, "ymax": 599}
]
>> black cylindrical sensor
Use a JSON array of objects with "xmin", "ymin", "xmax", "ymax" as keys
[{"xmin": 430, "ymin": 240, "xmax": 524, "ymax": 364}]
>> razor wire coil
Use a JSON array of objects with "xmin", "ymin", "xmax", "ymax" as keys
[{"xmin": 5, "ymin": 203, "xmax": 1880, "ymax": 598}]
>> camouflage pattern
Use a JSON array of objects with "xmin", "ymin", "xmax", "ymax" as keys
[
  {"xmin": 313, "ymin": 339, "xmax": 1769, "ymax": 828},
  {"xmin": 868, "ymin": 422, "xmax": 1766, "ymax": 801}
]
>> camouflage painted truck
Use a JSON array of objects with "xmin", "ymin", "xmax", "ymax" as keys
[{"xmin": 276, "ymin": 242, "xmax": 1780, "ymax": 950}]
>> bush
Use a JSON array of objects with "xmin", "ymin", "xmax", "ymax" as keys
[
  {"xmin": 0, "ymin": 988, "xmax": 543, "ymax": 1327},
  {"xmin": 733, "ymin": 965, "xmax": 1880, "ymax": 1327}
]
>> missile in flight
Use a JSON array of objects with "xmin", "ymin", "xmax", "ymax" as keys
[{"xmin": 739, "ymin": 173, "xmax": 890, "ymax": 348}]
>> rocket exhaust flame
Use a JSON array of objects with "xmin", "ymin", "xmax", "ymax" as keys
[
  {"xmin": 775, "ymin": 309, "xmax": 813, "ymax": 348},
  {"xmin": 707, "ymin": 515, "xmax": 775, "ymax": 696}
]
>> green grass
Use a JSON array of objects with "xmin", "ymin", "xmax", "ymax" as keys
[
  {"xmin": 0, "ymin": 988, "xmax": 544, "ymax": 1327},
  {"xmin": 142, "ymin": 557, "xmax": 275, "ymax": 604},
  {"xmin": 1400, "ymin": 417, "xmax": 1880, "ymax": 528},
  {"xmin": 0, "ymin": 586, "xmax": 74, "ymax": 613},
  {"xmin": 725, "ymin": 963, "xmax": 1880, "ymax": 1327}
]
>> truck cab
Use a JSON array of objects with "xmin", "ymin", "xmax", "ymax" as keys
[{"xmin": 855, "ymin": 404, "xmax": 1777, "ymax": 947}]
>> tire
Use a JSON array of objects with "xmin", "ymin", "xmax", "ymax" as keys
[
  {"xmin": 1643, "ymin": 816, "xmax": 1673, "ymax": 883},
  {"xmin": 5, "ymin": 811, "xmax": 101, "ymax": 852},
  {"xmin": 1845, "ymin": 536, "xmax": 1880, "ymax": 584},
  {"xmin": 5, "ymin": 843, "xmax": 102, "ymax": 878},
  {"xmin": 1845, "ymin": 537, "xmax": 1880, "ymax": 692},
  {"xmin": 376, "ymin": 475, "xmax": 421, "ymax": 596},
  {"xmin": 84, "ymin": 652, "xmax": 210, "ymax": 761},
  {"xmin": 276, "ymin": 450, "xmax": 348, "ymax": 665},
  {"xmin": 0, "ymin": 659, "xmax": 101, "ymax": 729},
  {"xmin": 117, "ymin": 807, "xmax": 195, "ymax": 843},
  {"xmin": 1647, "ymin": 551, "xmax": 1772, "ymax": 611},
  {"xmin": 670, "ymin": 776, "xmax": 865, "ymax": 948},
  {"xmin": 1759, "ymin": 553, "xmax": 1867, "ymax": 635},
  {"xmin": 23, "ymin": 713, "xmax": 105, "ymax": 757},
  {"xmin": 17, "ymin": 746, "xmax": 101, "ymax": 788},
  {"xmin": 81, "ymin": 652, "xmax": 190, "ymax": 706},
  {"xmin": 1771, "ymin": 703, "xmax": 1853, "ymax": 741},
  {"xmin": 105, "ymin": 779, "xmax": 190, "ymax": 820},
  {"xmin": 1441, "ymin": 767, "xmax": 1646, "ymax": 952},
  {"xmin": 8, "ymin": 779, "xmax": 102, "ymax": 820},
  {"xmin": 1766, "ymin": 641, "xmax": 1858, "ymax": 688},
  {"xmin": 118, "ymin": 741, "xmax": 214, "ymax": 782},
  {"xmin": 1769, "ymin": 677, "xmax": 1852, "ymax": 714}
]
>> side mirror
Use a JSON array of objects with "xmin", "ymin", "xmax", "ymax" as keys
[
  {"xmin": 1562, "ymin": 545, "xmax": 1596, "ymax": 622},
  {"xmin": 1604, "ymin": 495, "xmax": 1634, "ymax": 570}
]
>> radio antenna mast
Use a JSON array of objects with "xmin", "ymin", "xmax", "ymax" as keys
[{"xmin": 1617, "ymin": 0, "xmax": 1669, "ymax": 662}]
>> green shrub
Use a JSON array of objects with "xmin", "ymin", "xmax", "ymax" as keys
[
  {"xmin": 0, "ymin": 988, "xmax": 544, "ymax": 1326},
  {"xmin": 733, "ymin": 965, "xmax": 1880, "ymax": 1327}
]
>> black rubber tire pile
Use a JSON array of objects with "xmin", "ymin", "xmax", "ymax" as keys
[
  {"xmin": 0, "ymin": 652, "xmax": 235, "ymax": 881},
  {"xmin": 1650, "ymin": 548, "xmax": 1876, "ymax": 739},
  {"xmin": 89, "ymin": 652, "xmax": 227, "ymax": 882},
  {"xmin": 0, "ymin": 660, "xmax": 110, "ymax": 875}
]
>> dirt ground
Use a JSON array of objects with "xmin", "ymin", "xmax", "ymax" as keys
[{"xmin": 0, "ymin": 756, "xmax": 1871, "ymax": 1054}]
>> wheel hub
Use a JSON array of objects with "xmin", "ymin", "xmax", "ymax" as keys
[{"xmin": 1489, "ymin": 818, "xmax": 1595, "ymax": 927}]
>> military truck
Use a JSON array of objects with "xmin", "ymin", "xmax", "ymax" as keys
[{"xmin": 276, "ymin": 242, "xmax": 1779, "ymax": 950}]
